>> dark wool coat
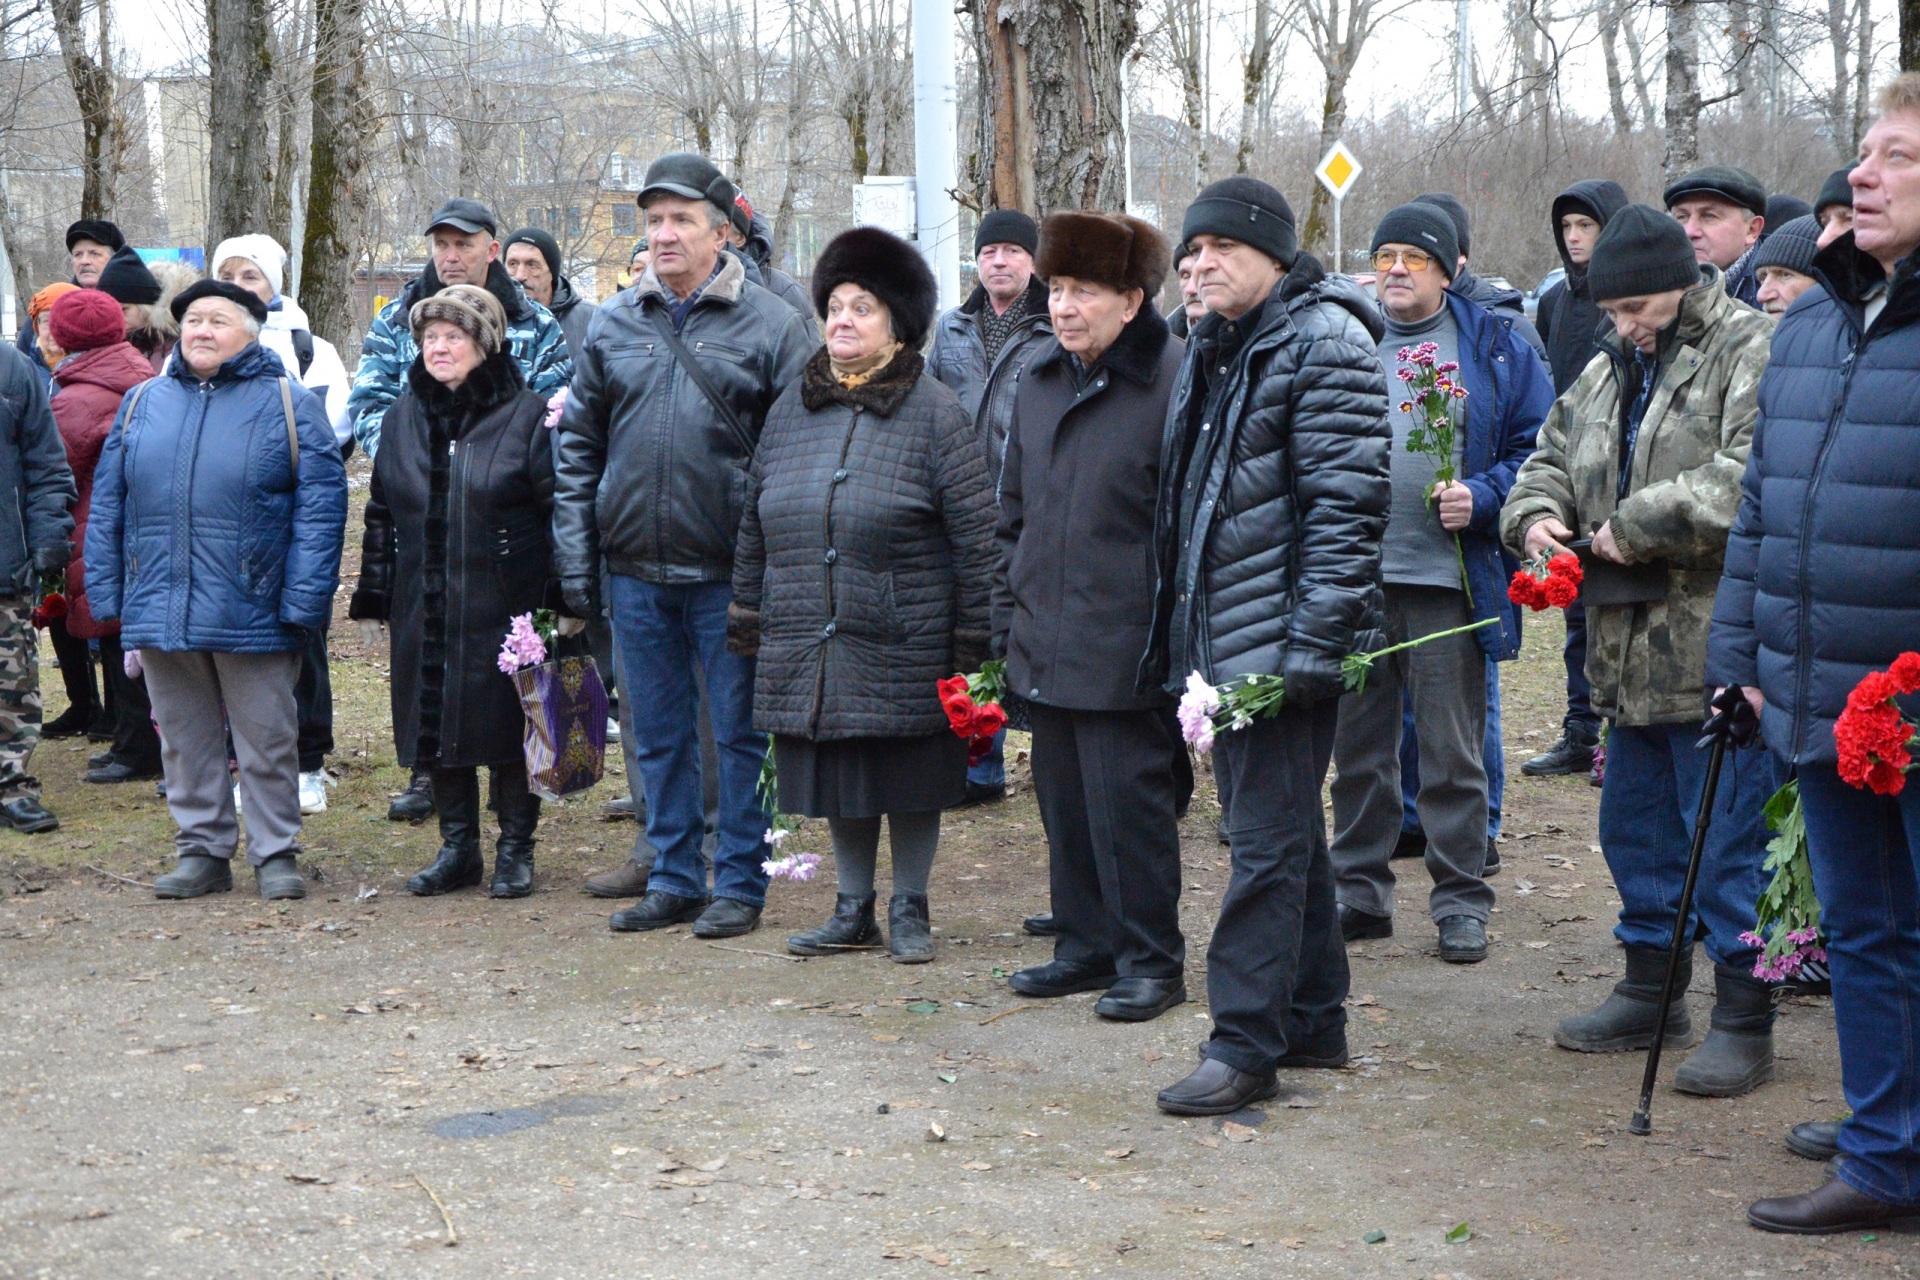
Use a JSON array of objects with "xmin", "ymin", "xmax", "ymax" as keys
[
  {"xmin": 992, "ymin": 307, "xmax": 1184, "ymax": 711},
  {"xmin": 50, "ymin": 341, "xmax": 152, "ymax": 638},
  {"xmin": 350, "ymin": 353, "xmax": 556, "ymax": 768},
  {"xmin": 1707, "ymin": 235, "xmax": 1920, "ymax": 764},
  {"xmin": 729, "ymin": 347, "xmax": 997, "ymax": 740}
]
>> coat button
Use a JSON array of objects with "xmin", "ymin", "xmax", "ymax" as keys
[
  {"xmin": 1030, "ymin": 688, "xmax": 1040, "ymax": 698},
  {"xmin": 832, "ymin": 469, "xmax": 848, "ymax": 483},
  {"xmin": 823, "ymin": 622, "xmax": 836, "ymax": 638},
  {"xmin": 824, "ymin": 548, "xmax": 837, "ymax": 564}
]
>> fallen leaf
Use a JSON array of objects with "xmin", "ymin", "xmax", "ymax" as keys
[
  {"xmin": 1584, "ymin": 1136, "xmax": 1610, "ymax": 1148},
  {"xmin": 938, "ymin": 1073, "xmax": 958, "ymax": 1084},
  {"xmin": 1407, "ymin": 1060, "xmax": 1440, "ymax": 1071},
  {"xmin": 1362, "ymin": 1229, "xmax": 1387, "ymax": 1244},
  {"xmin": 1105, "ymin": 1146, "xmax": 1133, "ymax": 1159},
  {"xmin": 872, "ymin": 1034, "xmax": 902, "ymax": 1043},
  {"xmin": 925, "ymin": 1122, "xmax": 946, "ymax": 1143},
  {"xmin": 1280, "ymin": 1238, "xmax": 1306, "ymax": 1249},
  {"xmin": 1445, "ymin": 1221, "xmax": 1472, "ymax": 1243},
  {"xmin": 791, "ymin": 1066, "xmax": 820, "ymax": 1076},
  {"xmin": 960, "ymin": 1161, "xmax": 992, "ymax": 1171},
  {"xmin": 1220, "ymin": 1122, "xmax": 1256, "ymax": 1143},
  {"xmin": 1706, "ymin": 1188, "xmax": 1738, "ymax": 1199}
]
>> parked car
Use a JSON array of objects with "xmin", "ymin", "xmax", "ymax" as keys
[{"xmin": 1524, "ymin": 268, "xmax": 1566, "ymax": 322}]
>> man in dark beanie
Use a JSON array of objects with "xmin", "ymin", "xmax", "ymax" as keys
[
  {"xmin": 1502, "ymin": 203, "xmax": 1782, "ymax": 1099},
  {"xmin": 1414, "ymin": 191, "xmax": 1544, "ymax": 356},
  {"xmin": 927, "ymin": 206, "xmax": 1052, "ymax": 809},
  {"xmin": 1766, "ymin": 194, "xmax": 1814, "ymax": 233},
  {"xmin": 1664, "ymin": 164, "xmax": 1769, "ymax": 305},
  {"xmin": 1814, "ymin": 165, "xmax": 1856, "ymax": 246},
  {"xmin": 1144, "ymin": 175, "xmax": 1391, "ymax": 1113},
  {"xmin": 1752, "ymin": 214, "xmax": 1823, "ymax": 316},
  {"xmin": 95, "ymin": 245, "xmax": 161, "ymax": 308},
  {"xmin": 502, "ymin": 226, "xmax": 596, "ymax": 357}
]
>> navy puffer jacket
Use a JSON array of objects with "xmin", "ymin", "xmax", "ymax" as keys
[
  {"xmin": 86, "ymin": 342, "xmax": 348, "ymax": 652},
  {"xmin": 1706, "ymin": 235, "xmax": 1920, "ymax": 763}
]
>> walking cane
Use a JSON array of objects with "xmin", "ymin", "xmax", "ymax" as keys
[{"xmin": 1628, "ymin": 685, "xmax": 1760, "ymax": 1137}]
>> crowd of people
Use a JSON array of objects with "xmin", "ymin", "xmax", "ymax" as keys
[{"xmin": 1, "ymin": 73, "xmax": 1916, "ymax": 1236}]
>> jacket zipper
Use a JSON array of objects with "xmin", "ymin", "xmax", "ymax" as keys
[{"xmin": 810, "ymin": 408, "xmax": 858, "ymax": 735}]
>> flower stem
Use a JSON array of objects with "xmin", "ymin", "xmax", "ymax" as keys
[
  {"xmin": 1452, "ymin": 532, "xmax": 1473, "ymax": 610},
  {"xmin": 1362, "ymin": 616, "xmax": 1498, "ymax": 663}
]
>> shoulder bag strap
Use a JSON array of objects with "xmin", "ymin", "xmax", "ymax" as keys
[
  {"xmin": 291, "ymin": 328, "xmax": 316, "ymax": 377},
  {"xmin": 113, "ymin": 380, "xmax": 152, "ymax": 446},
  {"xmin": 642, "ymin": 305, "xmax": 757, "ymax": 457},
  {"xmin": 279, "ymin": 377, "xmax": 300, "ymax": 481}
]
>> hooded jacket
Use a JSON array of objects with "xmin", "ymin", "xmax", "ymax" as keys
[
  {"xmin": 1707, "ymin": 235, "xmax": 1920, "ymax": 764},
  {"xmin": 86, "ymin": 341, "xmax": 347, "ymax": 652},
  {"xmin": 547, "ymin": 275, "xmax": 599, "ymax": 360},
  {"xmin": 926, "ymin": 275, "xmax": 1055, "ymax": 484},
  {"xmin": 1140, "ymin": 255, "xmax": 1391, "ymax": 705},
  {"xmin": 261, "ymin": 296, "xmax": 354, "ymax": 449},
  {"xmin": 739, "ymin": 215, "xmax": 819, "ymax": 340},
  {"xmin": 346, "ymin": 259, "xmax": 571, "ymax": 457},
  {"xmin": 1501, "ymin": 267, "xmax": 1774, "ymax": 726},
  {"xmin": 1534, "ymin": 179, "xmax": 1631, "ymax": 395},
  {"xmin": 50, "ymin": 341, "xmax": 152, "ymax": 638}
]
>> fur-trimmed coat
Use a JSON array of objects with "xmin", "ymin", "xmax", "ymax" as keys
[
  {"xmin": 729, "ymin": 347, "xmax": 997, "ymax": 740},
  {"xmin": 350, "ymin": 352, "xmax": 555, "ymax": 768}
]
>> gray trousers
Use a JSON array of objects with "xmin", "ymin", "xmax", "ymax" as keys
[
  {"xmin": 1330, "ymin": 585, "xmax": 1493, "ymax": 923},
  {"xmin": 144, "ymin": 650, "xmax": 302, "ymax": 866}
]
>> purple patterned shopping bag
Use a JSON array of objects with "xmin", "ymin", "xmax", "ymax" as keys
[{"xmin": 509, "ymin": 655, "xmax": 609, "ymax": 800}]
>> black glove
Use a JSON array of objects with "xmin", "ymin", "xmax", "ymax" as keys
[
  {"xmin": 1697, "ymin": 684, "xmax": 1762, "ymax": 751},
  {"xmin": 987, "ymin": 631, "xmax": 1008, "ymax": 662},
  {"xmin": 561, "ymin": 576, "xmax": 600, "ymax": 621},
  {"xmin": 1281, "ymin": 642, "xmax": 1346, "ymax": 708}
]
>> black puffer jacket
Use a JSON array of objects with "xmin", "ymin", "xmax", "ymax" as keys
[
  {"xmin": 729, "ymin": 348, "xmax": 997, "ymax": 740},
  {"xmin": 1534, "ymin": 179, "xmax": 1630, "ymax": 395},
  {"xmin": 1141, "ymin": 255, "xmax": 1391, "ymax": 704},
  {"xmin": 350, "ymin": 353, "xmax": 556, "ymax": 768}
]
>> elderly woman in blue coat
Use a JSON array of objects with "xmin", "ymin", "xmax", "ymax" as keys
[{"xmin": 87, "ymin": 279, "xmax": 348, "ymax": 902}]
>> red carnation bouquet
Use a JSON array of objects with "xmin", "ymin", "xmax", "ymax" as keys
[
  {"xmin": 29, "ymin": 571, "xmax": 67, "ymax": 630},
  {"xmin": 938, "ymin": 659, "xmax": 1008, "ymax": 767},
  {"xmin": 1835, "ymin": 652, "xmax": 1920, "ymax": 796},
  {"xmin": 1508, "ymin": 550, "xmax": 1583, "ymax": 612}
]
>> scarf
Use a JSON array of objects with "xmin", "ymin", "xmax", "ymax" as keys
[
  {"xmin": 977, "ymin": 290, "xmax": 1029, "ymax": 364},
  {"xmin": 830, "ymin": 341, "xmax": 904, "ymax": 388}
]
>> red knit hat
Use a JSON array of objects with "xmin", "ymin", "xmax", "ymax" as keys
[{"xmin": 48, "ymin": 288, "xmax": 126, "ymax": 353}]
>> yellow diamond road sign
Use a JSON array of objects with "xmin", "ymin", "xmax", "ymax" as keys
[{"xmin": 1315, "ymin": 141, "xmax": 1362, "ymax": 199}]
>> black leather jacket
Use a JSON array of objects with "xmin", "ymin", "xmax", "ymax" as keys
[
  {"xmin": 552, "ymin": 254, "xmax": 812, "ymax": 589},
  {"xmin": 1140, "ymin": 255, "xmax": 1391, "ymax": 706}
]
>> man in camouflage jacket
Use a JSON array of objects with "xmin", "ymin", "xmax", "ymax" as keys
[{"xmin": 1500, "ymin": 206, "xmax": 1783, "ymax": 1099}]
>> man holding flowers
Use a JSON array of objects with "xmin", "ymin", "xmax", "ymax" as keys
[
  {"xmin": 1501, "ymin": 204, "xmax": 1782, "ymax": 1098},
  {"xmin": 1328, "ymin": 203, "xmax": 1553, "ymax": 965}
]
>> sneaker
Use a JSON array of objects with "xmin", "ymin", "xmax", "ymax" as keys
[
  {"xmin": 233, "ymin": 783, "xmax": 243, "ymax": 816},
  {"xmin": 298, "ymin": 770, "xmax": 334, "ymax": 815},
  {"xmin": 606, "ymin": 716, "xmax": 622, "ymax": 742}
]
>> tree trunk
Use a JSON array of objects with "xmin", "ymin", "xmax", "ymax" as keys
[
  {"xmin": 977, "ymin": 0, "xmax": 1138, "ymax": 214},
  {"xmin": 207, "ymin": 0, "xmax": 275, "ymax": 252},
  {"xmin": 1904, "ymin": 0, "xmax": 1919, "ymax": 70},
  {"xmin": 1622, "ymin": 5, "xmax": 1656, "ymax": 125},
  {"xmin": 268, "ymin": 0, "xmax": 312, "ymax": 250},
  {"xmin": 1663, "ymin": 0, "xmax": 1701, "ymax": 179},
  {"xmin": 49, "ymin": 0, "xmax": 118, "ymax": 220},
  {"xmin": 1853, "ymin": 0, "xmax": 1874, "ymax": 150},
  {"xmin": 1599, "ymin": 0, "xmax": 1632, "ymax": 135},
  {"xmin": 299, "ymin": 0, "xmax": 369, "ymax": 350},
  {"xmin": 1829, "ymin": 0, "xmax": 1852, "ymax": 159},
  {"xmin": 1300, "ymin": 74, "xmax": 1349, "ymax": 259},
  {"xmin": 1235, "ymin": 0, "xmax": 1275, "ymax": 174}
]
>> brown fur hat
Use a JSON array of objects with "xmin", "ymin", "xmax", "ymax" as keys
[{"xmin": 1035, "ymin": 212, "xmax": 1171, "ymax": 298}]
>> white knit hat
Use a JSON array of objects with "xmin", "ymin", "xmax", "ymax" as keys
[{"xmin": 211, "ymin": 233, "xmax": 287, "ymax": 298}]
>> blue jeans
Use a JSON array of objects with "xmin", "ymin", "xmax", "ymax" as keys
[
  {"xmin": 1401, "ymin": 656, "xmax": 1503, "ymax": 840},
  {"xmin": 1798, "ymin": 763, "xmax": 1920, "ymax": 1207},
  {"xmin": 607, "ymin": 577, "xmax": 768, "ymax": 907},
  {"xmin": 1596, "ymin": 722, "xmax": 1778, "ymax": 969},
  {"xmin": 968, "ymin": 728, "xmax": 1007, "ymax": 789}
]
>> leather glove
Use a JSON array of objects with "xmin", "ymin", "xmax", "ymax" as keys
[
  {"xmin": 356, "ymin": 620, "xmax": 385, "ymax": 649},
  {"xmin": 987, "ymin": 631, "xmax": 1008, "ymax": 662},
  {"xmin": 561, "ymin": 576, "xmax": 600, "ymax": 621},
  {"xmin": 555, "ymin": 615, "xmax": 587, "ymax": 638},
  {"xmin": 1698, "ymin": 683, "xmax": 1762, "ymax": 751},
  {"xmin": 1281, "ymin": 643, "xmax": 1347, "ymax": 708}
]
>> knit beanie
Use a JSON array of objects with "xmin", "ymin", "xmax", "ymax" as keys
[
  {"xmin": 48, "ymin": 288, "xmax": 127, "ymax": 353},
  {"xmin": 409, "ymin": 283, "xmax": 507, "ymax": 355},
  {"xmin": 502, "ymin": 227, "xmax": 563, "ymax": 281},
  {"xmin": 1414, "ymin": 192, "xmax": 1471, "ymax": 258},
  {"xmin": 27, "ymin": 282, "xmax": 79, "ymax": 325},
  {"xmin": 1815, "ymin": 166, "xmax": 1856, "ymax": 220},
  {"xmin": 1752, "ymin": 215, "xmax": 1821, "ymax": 278},
  {"xmin": 1765, "ymin": 194, "xmax": 1813, "ymax": 232},
  {"xmin": 96, "ymin": 245, "xmax": 162, "ymax": 306},
  {"xmin": 1182, "ymin": 177, "xmax": 1297, "ymax": 268},
  {"xmin": 975, "ymin": 209, "xmax": 1039, "ymax": 256},
  {"xmin": 1586, "ymin": 204, "xmax": 1702, "ymax": 301},
  {"xmin": 211, "ymin": 233, "xmax": 287, "ymax": 298},
  {"xmin": 1371, "ymin": 203, "xmax": 1460, "ymax": 279}
]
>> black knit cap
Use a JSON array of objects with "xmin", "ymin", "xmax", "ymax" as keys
[
  {"xmin": 1586, "ymin": 204, "xmax": 1702, "ymax": 302},
  {"xmin": 1753, "ymin": 215, "xmax": 1821, "ymax": 278},
  {"xmin": 503, "ymin": 226, "xmax": 562, "ymax": 280},
  {"xmin": 811, "ymin": 226, "xmax": 939, "ymax": 349},
  {"xmin": 1414, "ymin": 192, "xmax": 1471, "ymax": 257},
  {"xmin": 1815, "ymin": 166, "xmax": 1856, "ymax": 219},
  {"xmin": 95, "ymin": 244, "xmax": 161, "ymax": 306},
  {"xmin": 65, "ymin": 219, "xmax": 125, "ymax": 252},
  {"xmin": 1765, "ymin": 194, "xmax": 1813, "ymax": 231},
  {"xmin": 1182, "ymin": 177, "xmax": 1297, "ymax": 268},
  {"xmin": 1372, "ymin": 202, "xmax": 1460, "ymax": 280},
  {"xmin": 169, "ymin": 278, "xmax": 270, "ymax": 325},
  {"xmin": 1663, "ymin": 165, "xmax": 1767, "ymax": 218},
  {"xmin": 975, "ymin": 209, "xmax": 1038, "ymax": 256}
]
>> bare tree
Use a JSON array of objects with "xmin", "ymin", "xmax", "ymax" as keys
[
  {"xmin": 1598, "ymin": 0, "xmax": 1634, "ymax": 135},
  {"xmin": 207, "ymin": 0, "xmax": 276, "ymax": 248},
  {"xmin": 1142, "ymin": 0, "xmax": 1209, "ymax": 193},
  {"xmin": 1664, "ymin": 0, "xmax": 1702, "ymax": 176},
  {"xmin": 48, "ymin": 0, "xmax": 119, "ymax": 219},
  {"xmin": 1294, "ymin": 0, "xmax": 1410, "ymax": 258},
  {"xmin": 1905, "ymin": 0, "xmax": 1918, "ymax": 70},
  {"xmin": 301, "ymin": 0, "xmax": 370, "ymax": 347},
  {"xmin": 268, "ymin": 0, "xmax": 314, "ymax": 250},
  {"xmin": 1236, "ymin": 0, "xmax": 1286, "ymax": 174}
]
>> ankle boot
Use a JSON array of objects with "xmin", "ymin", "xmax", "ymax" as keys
[
  {"xmin": 1553, "ymin": 944, "xmax": 1695, "ymax": 1052},
  {"xmin": 787, "ymin": 893, "xmax": 880, "ymax": 956},
  {"xmin": 489, "ymin": 767, "xmax": 541, "ymax": 899},
  {"xmin": 407, "ymin": 769, "xmax": 484, "ymax": 895},
  {"xmin": 888, "ymin": 892, "xmax": 934, "ymax": 964},
  {"xmin": 1674, "ymin": 962, "xmax": 1777, "ymax": 1097}
]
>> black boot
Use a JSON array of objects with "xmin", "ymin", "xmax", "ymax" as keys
[
  {"xmin": 1673, "ymin": 962, "xmax": 1777, "ymax": 1097},
  {"xmin": 888, "ymin": 892, "xmax": 934, "ymax": 964},
  {"xmin": 787, "ymin": 893, "xmax": 880, "ymax": 956},
  {"xmin": 489, "ymin": 767, "xmax": 541, "ymax": 899},
  {"xmin": 388, "ymin": 768, "xmax": 436, "ymax": 823},
  {"xmin": 407, "ymin": 769, "xmax": 483, "ymax": 895},
  {"xmin": 42, "ymin": 702, "xmax": 98, "ymax": 739},
  {"xmin": 1553, "ymin": 944, "xmax": 1695, "ymax": 1052}
]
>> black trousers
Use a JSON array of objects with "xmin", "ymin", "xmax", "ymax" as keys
[
  {"xmin": 48, "ymin": 616, "xmax": 99, "ymax": 718},
  {"xmin": 1029, "ymin": 703, "xmax": 1185, "ymax": 979},
  {"xmin": 295, "ymin": 622, "xmax": 333, "ymax": 773},
  {"xmin": 99, "ymin": 635, "xmax": 161, "ymax": 770},
  {"xmin": 1204, "ymin": 698, "xmax": 1350, "ymax": 1074}
]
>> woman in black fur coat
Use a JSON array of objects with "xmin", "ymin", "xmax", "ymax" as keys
[
  {"xmin": 350, "ymin": 283, "xmax": 565, "ymax": 900},
  {"xmin": 729, "ymin": 227, "xmax": 997, "ymax": 963}
]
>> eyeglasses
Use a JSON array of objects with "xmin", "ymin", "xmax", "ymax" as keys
[{"xmin": 1372, "ymin": 249, "xmax": 1435, "ymax": 272}]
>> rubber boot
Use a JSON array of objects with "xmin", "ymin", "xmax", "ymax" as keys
[
  {"xmin": 1673, "ymin": 962, "xmax": 1777, "ymax": 1097},
  {"xmin": 787, "ymin": 893, "xmax": 880, "ymax": 956},
  {"xmin": 489, "ymin": 766, "xmax": 541, "ymax": 899},
  {"xmin": 888, "ymin": 892, "xmax": 934, "ymax": 964},
  {"xmin": 407, "ymin": 769, "xmax": 483, "ymax": 895},
  {"xmin": 1553, "ymin": 944, "xmax": 1696, "ymax": 1052}
]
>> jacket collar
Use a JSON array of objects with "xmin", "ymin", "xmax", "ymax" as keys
[
  {"xmin": 1599, "ymin": 265, "xmax": 1731, "ymax": 367},
  {"xmin": 1191, "ymin": 252, "xmax": 1385, "ymax": 350},
  {"xmin": 405, "ymin": 348, "xmax": 526, "ymax": 419},
  {"xmin": 1812, "ymin": 231, "xmax": 1920, "ymax": 331},
  {"xmin": 411, "ymin": 259, "xmax": 533, "ymax": 323},
  {"xmin": 167, "ymin": 340, "xmax": 280, "ymax": 387},
  {"xmin": 636, "ymin": 253, "xmax": 746, "ymax": 311},
  {"xmin": 52, "ymin": 341, "xmax": 153, "ymax": 393},
  {"xmin": 959, "ymin": 274, "xmax": 1050, "ymax": 323},
  {"xmin": 1033, "ymin": 304, "xmax": 1170, "ymax": 387},
  {"xmin": 799, "ymin": 345, "xmax": 925, "ymax": 416},
  {"xmin": 549, "ymin": 276, "xmax": 581, "ymax": 316}
]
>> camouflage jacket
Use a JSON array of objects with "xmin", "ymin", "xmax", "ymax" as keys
[{"xmin": 1499, "ymin": 268, "xmax": 1774, "ymax": 726}]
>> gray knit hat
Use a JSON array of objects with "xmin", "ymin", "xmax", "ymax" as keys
[
  {"xmin": 410, "ymin": 283, "xmax": 506, "ymax": 355},
  {"xmin": 1753, "ymin": 215, "xmax": 1821, "ymax": 278}
]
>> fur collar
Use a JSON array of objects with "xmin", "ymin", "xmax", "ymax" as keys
[
  {"xmin": 406, "ymin": 349, "xmax": 526, "ymax": 429},
  {"xmin": 799, "ymin": 345, "xmax": 926, "ymax": 416},
  {"xmin": 635, "ymin": 253, "xmax": 747, "ymax": 310},
  {"xmin": 1033, "ymin": 305, "xmax": 1170, "ymax": 387}
]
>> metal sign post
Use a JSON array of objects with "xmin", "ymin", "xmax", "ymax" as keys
[{"xmin": 1314, "ymin": 141, "xmax": 1363, "ymax": 273}]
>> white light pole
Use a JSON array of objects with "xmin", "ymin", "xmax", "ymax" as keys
[{"xmin": 912, "ymin": 0, "xmax": 961, "ymax": 309}]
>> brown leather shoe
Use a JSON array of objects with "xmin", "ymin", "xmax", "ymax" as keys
[
  {"xmin": 584, "ymin": 859, "xmax": 651, "ymax": 898},
  {"xmin": 1747, "ymin": 1176, "xmax": 1919, "ymax": 1234}
]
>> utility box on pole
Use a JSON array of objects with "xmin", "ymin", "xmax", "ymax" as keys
[{"xmin": 911, "ymin": 0, "xmax": 962, "ymax": 310}]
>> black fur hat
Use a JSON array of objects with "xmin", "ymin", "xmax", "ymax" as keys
[
  {"xmin": 810, "ymin": 226, "xmax": 938, "ymax": 349},
  {"xmin": 1036, "ymin": 212, "xmax": 1171, "ymax": 298}
]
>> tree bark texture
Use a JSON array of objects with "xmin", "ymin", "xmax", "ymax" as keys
[
  {"xmin": 300, "ymin": 0, "xmax": 370, "ymax": 350},
  {"xmin": 49, "ymin": 0, "xmax": 118, "ymax": 220},
  {"xmin": 1905, "ymin": 0, "xmax": 1919, "ymax": 71},
  {"xmin": 207, "ymin": 0, "xmax": 276, "ymax": 252},
  {"xmin": 1663, "ymin": 0, "xmax": 1701, "ymax": 179}
]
